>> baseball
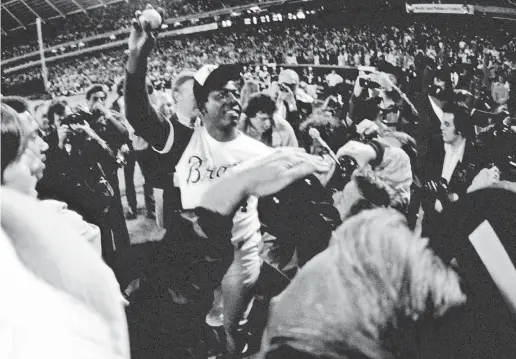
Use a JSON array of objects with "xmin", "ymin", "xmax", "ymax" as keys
[{"xmin": 139, "ymin": 8, "xmax": 162, "ymax": 30}]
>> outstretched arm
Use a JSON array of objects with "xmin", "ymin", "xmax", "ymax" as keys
[{"xmin": 124, "ymin": 5, "xmax": 172, "ymax": 152}]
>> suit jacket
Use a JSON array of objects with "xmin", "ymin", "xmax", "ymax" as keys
[
  {"xmin": 421, "ymin": 136, "xmax": 485, "ymax": 237},
  {"xmin": 404, "ymin": 93, "xmax": 444, "ymax": 180},
  {"xmin": 425, "ymin": 136, "xmax": 483, "ymax": 197}
]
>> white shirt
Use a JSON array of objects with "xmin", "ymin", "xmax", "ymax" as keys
[
  {"xmin": 442, "ymin": 139, "xmax": 466, "ymax": 183},
  {"xmin": 285, "ymin": 55, "xmax": 297, "ymax": 65},
  {"xmin": 337, "ymin": 54, "xmax": 346, "ymax": 66},
  {"xmin": 326, "ymin": 73, "xmax": 343, "ymax": 87},
  {"xmin": 174, "ymin": 127, "xmax": 272, "ymax": 244},
  {"xmin": 176, "ymin": 111, "xmax": 200, "ymax": 128},
  {"xmin": 429, "ymin": 95, "xmax": 444, "ymax": 124},
  {"xmin": 435, "ymin": 139, "xmax": 465, "ymax": 212},
  {"xmin": 0, "ymin": 230, "xmax": 122, "ymax": 359}
]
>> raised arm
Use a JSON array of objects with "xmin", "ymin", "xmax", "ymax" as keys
[{"xmin": 124, "ymin": 6, "xmax": 171, "ymax": 151}]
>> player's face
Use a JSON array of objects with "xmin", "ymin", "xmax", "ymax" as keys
[{"xmin": 204, "ymin": 81, "xmax": 241, "ymax": 129}]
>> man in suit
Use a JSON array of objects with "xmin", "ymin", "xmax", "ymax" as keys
[
  {"xmin": 420, "ymin": 102, "xmax": 494, "ymax": 237},
  {"xmin": 405, "ymin": 66, "xmax": 454, "ymax": 179}
]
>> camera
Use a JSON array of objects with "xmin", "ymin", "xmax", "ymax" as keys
[
  {"xmin": 59, "ymin": 110, "xmax": 94, "ymax": 145},
  {"xmin": 60, "ymin": 109, "xmax": 93, "ymax": 127},
  {"xmin": 61, "ymin": 109, "xmax": 127, "ymax": 167},
  {"xmin": 336, "ymin": 155, "xmax": 359, "ymax": 185},
  {"xmin": 359, "ymin": 77, "xmax": 381, "ymax": 89},
  {"xmin": 423, "ymin": 178, "xmax": 451, "ymax": 205}
]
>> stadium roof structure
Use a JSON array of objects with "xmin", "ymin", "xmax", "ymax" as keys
[{"xmin": 1, "ymin": 0, "xmax": 125, "ymax": 33}]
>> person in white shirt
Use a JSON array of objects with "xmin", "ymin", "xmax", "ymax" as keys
[
  {"xmin": 335, "ymin": 51, "xmax": 343, "ymax": 66},
  {"xmin": 239, "ymin": 93, "xmax": 298, "ymax": 148},
  {"xmin": 174, "ymin": 65, "xmax": 274, "ymax": 353},
  {"xmin": 285, "ymin": 52, "xmax": 298, "ymax": 65},
  {"xmin": 421, "ymin": 102, "xmax": 499, "ymax": 237},
  {"xmin": 325, "ymin": 70, "xmax": 344, "ymax": 88},
  {"xmin": 170, "ymin": 70, "xmax": 201, "ymax": 127},
  {"xmin": 123, "ymin": 13, "xmax": 279, "ymax": 354},
  {"xmin": 1, "ymin": 104, "xmax": 129, "ymax": 358}
]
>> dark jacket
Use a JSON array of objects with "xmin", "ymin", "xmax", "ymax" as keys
[
  {"xmin": 421, "ymin": 135, "xmax": 486, "ymax": 237},
  {"xmin": 427, "ymin": 188, "xmax": 516, "ymax": 359},
  {"xmin": 124, "ymin": 67, "xmax": 194, "ymax": 227},
  {"xmin": 423, "ymin": 136, "xmax": 483, "ymax": 201}
]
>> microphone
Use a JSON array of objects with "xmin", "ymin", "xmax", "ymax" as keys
[{"xmin": 308, "ymin": 128, "xmax": 340, "ymax": 164}]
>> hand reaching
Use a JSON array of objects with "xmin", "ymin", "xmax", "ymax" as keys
[
  {"xmin": 467, "ymin": 166, "xmax": 501, "ymax": 193},
  {"xmin": 127, "ymin": 4, "xmax": 165, "ymax": 68},
  {"xmin": 199, "ymin": 148, "xmax": 331, "ymax": 215},
  {"xmin": 243, "ymin": 148, "xmax": 331, "ymax": 197}
]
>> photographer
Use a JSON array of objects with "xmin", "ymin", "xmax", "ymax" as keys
[
  {"xmin": 37, "ymin": 98, "xmax": 128, "ymax": 284},
  {"xmin": 85, "ymin": 84, "xmax": 132, "ymax": 264},
  {"xmin": 268, "ymin": 69, "xmax": 314, "ymax": 139},
  {"xmin": 348, "ymin": 63, "xmax": 415, "ymax": 137}
]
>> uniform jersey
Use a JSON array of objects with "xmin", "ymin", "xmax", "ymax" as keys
[{"xmin": 174, "ymin": 127, "xmax": 272, "ymax": 244}]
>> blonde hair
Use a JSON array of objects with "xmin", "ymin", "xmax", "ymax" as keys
[{"xmin": 263, "ymin": 209, "xmax": 466, "ymax": 358}]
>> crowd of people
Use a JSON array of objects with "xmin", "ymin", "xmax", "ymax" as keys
[
  {"xmin": 1, "ymin": 0, "xmax": 252, "ymax": 60},
  {"xmin": 2, "ymin": 3, "xmax": 516, "ymax": 359},
  {"xmin": 3, "ymin": 12, "xmax": 515, "ymax": 98}
]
